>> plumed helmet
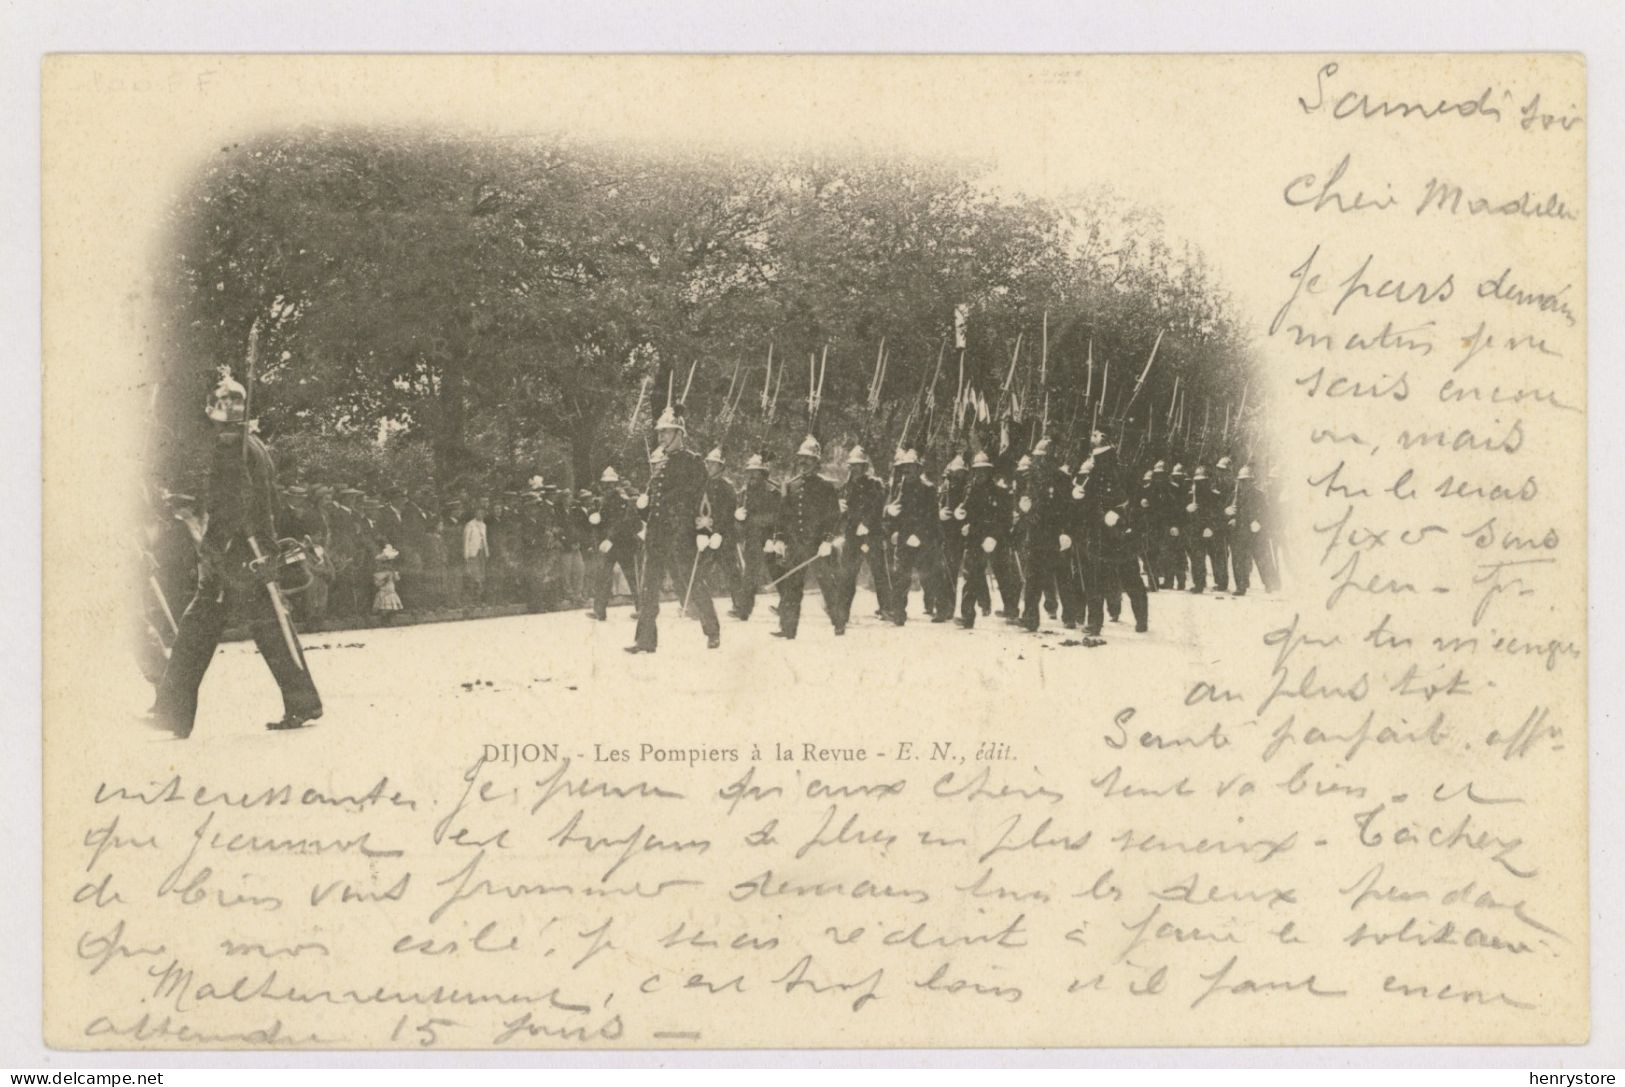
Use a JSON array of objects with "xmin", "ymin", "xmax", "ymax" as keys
[
  {"xmin": 1016, "ymin": 455, "xmax": 1032, "ymax": 472},
  {"xmin": 796, "ymin": 435, "xmax": 822, "ymax": 460},
  {"xmin": 1032, "ymin": 438, "xmax": 1053, "ymax": 457},
  {"xmin": 893, "ymin": 447, "xmax": 919, "ymax": 467},
  {"xmin": 744, "ymin": 453, "xmax": 768, "ymax": 472},
  {"xmin": 945, "ymin": 454, "xmax": 967, "ymax": 474},
  {"xmin": 1142, "ymin": 470, "xmax": 1154, "ymax": 483},
  {"xmin": 971, "ymin": 451, "xmax": 993, "ymax": 469},
  {"xmin": 1216, "ymin": 456, "xmax": 1233, "ymax": 470},
  {"xmin": 1059, "ymin": 463, "xmax": 1072, "ymax": 476},
  {"xmin": 1238, "ymin": 465, "xmax": 1254, "ymax": 480},
  {"xmin": 1171, "ymin": 463, "xmax": 1186, "ymax": 477},
  {"xmin": 1194, "ymin": 465, "xmax": 1210, "ymax": 480},
  {"xmin": 599, "ymin": 466, "xmax": 620, "ymax": 483},
  {"xmin": 706, "ymin": 447, "xmax": 725, "ymax": 465},
  {"xmin": 205, "ymin": 365, "xmax": 247, "ymax": 423},
  {"xmin": 527, "ymin": 475, "xmax": 545, "ymax": 492},
  {"xmin": 654, "ymin": 405, "xmax": 685, "ymax": 432},
  {"xmin": 846, "ymin": 445, "xmax": 870, "ymax": 465},
  {"xmin": 1153, "ymin": 460, "xmax": 1168, "ymax": 473}
]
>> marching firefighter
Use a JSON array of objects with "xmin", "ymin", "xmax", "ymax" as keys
[
  {"xmin": 1164, "ymin": 464, "xmax": 1190, "ymax": 590},
  {"xmin": 883, "ymin": 447, "xmax": 945, "ymax": 625},
  {"xmin": 587, "ymin": 466, "xmax": 641, "ymax": 620},
  {"xmin": 1186, "ymin": 463, "xmax": 1230, "ymax": 593},
  {"xmin": 1016, "ymin": 438, "xmax": 1079, "ymax": 631},
  {"xmin": 937, "ymin": 453, "xmax": 970, "ymax": 621},
  {"xmin": 627, "ymin": 405, "xmax": 720, "ymax": 653},
  {"xmin": 148, "ymin": 366, "xmax": 322, "ymax": 737},
  {"xmin": 729, "ymin": 453, "xmax": 780, "ymax": 620},
  {"xmin": 1086, "ymin": 436, "xmax": 1148, "ymax": 635},
  {"xmin": 955, "ymin": 450, "xmax": 1004, "ymax": 629},
  {"xmin": 834, "ymin": 444, "xmax": 891, "ymax": 627},
  {"xmin": 769, "ymin": 435, "xmax": 844, "ymax": 639},
  {"xmin": 1229, "ymin": 464, "xmax": 1280, "ymax": 595},
  {"xmin": 701, "ymin": 447, "xmax": 743, "ymax": 613}
]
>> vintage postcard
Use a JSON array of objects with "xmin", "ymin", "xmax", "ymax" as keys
[{"xmin": 41, "ymin": 54, "xmax": 1587, "ymax": 1049}]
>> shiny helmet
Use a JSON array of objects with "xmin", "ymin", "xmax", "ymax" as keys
[{"xmin": 205, "ymin": 365, "xmax": 247, "ymax": 424}]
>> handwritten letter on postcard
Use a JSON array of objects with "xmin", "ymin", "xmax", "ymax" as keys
[{"xmin": 42, "ymin": 54, "xmax": 1586, "ymax": 1048}]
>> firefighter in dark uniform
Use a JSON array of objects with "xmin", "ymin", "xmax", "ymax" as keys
[
  {"xmin": 1086, "ymin": 439, "xmax": 1148, "ymax": 633},
  {"xmin": 1135, "ymin": 468, "xmax": 1161, "ymax": 593},
  {"xmin": 937, "ymin": 454, "xmax": 969, "ymax": 621},
  {"xmin": 1164, "ymin": 464, "xmax": 1189, "ymax": 590},
  {"xmin": 149, "ymin": 368, "xmax": 322, "ymax": 737},
  {"xmin": 1229, "ymin": 464, "xmax": 1280, "ymax": 595},
  {"xmin": 1016, "ymin": 438, "xmax": 1079, "ymax": 631},
  {"xmin": 833, "ymin": 444, "xmax": 891, "ymax": 627},
  {"xmin": 955, "ymin": 450, "xmax": 1005, "ymax": 628},
  {"xmin": 700, "ymin": 447, "xmax": 742, "ymax": 615},
  {"xmin": 586, "ymin": 466, "xmax": 641, "ymax": 619},
  {"xmin": 1186, "ymin": 463, "xmax": 1230, "ymax": 593},
  {"xmin": 730, "ymin": 453, "xmax": 780, "ymax": 620},
  {"xmin": 628, "ymin": 406, "xmax": 720, "ymax": 653},
  {"xmin": 883, "ymin": 447, "xmax": 944, "ymax": 625},
  {"xmin": 769, "ymin": 435, "xmax": 844, "ymax": 639}
]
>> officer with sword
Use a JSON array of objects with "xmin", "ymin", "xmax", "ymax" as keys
[{"xmin": 148, "ymin": 356, "xmax": 322, "ymax": 737}]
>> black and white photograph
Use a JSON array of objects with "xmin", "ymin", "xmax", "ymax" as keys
[{"xmin": 31, "ymin": 50, "xmax": 1594, "ymax": 1059}]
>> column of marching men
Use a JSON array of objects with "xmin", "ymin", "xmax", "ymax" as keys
[
  {"xmin": 136, "ymin": 369, "xmax": 1286, "ymax": 736},
  {"xmin": 587, "ymin": 404, "xmax": 1284, "ymax": 654}
]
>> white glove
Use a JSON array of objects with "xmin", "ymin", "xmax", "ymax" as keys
[
  {"xmin": 1071, "ymin": 485, "xmax": 1085, "ymax": 500},
  {"xmin": 906, "ymin": 534, "xmax": 921, "ymax": 548},
  {"xmin": 1059, "ymin": 533, "xmax": 1073, "ymax": 551},
  {"xmin": 696, "ymin": 514, "xmax": 713, "ymax": 530},
  {"xmin": 1104, "ymin": 510, "xmax": 1120, "ymax": 527},
  {"xmin": 982, "ymin": 537, "xmax": 997, "ymax": 554},
  {"xmin": 839, "ymin": 498, "xmax": 848, "ymax": 513},
  {"xmin": 886, "ymin": 502, "xmax": 902, "ymax": 517},
  {"xmin": 763, "ymin": 539, "xmax": 776, "ymax": 554},
  {"xmin": 818, "ymin": 541, "xmax": 833, "ymax": 558},
  {"xmin": 708, "ymin": 532, "xmax": 723, "ymax": 550},
  {"xmin": 775, "ymin": 540, "xmax": 788, "ymax": 557},
  {"xmin": 695, "ymin": 533, "xmax": 710, "ymax": 550},
  {"xmin": 1170, "ymin": 526, "xmax": 1180, "ymax": 538},
  {"xmin": 954, "ymin": 505, "xmax": 967, "ymax": 521},
  {"xmin": 636, "ymin": 494, "xmax": 649, "ymax": 511},
  {"xmin": 960, "ymin": 524, "xmax": 969, "ymax": 537},
  {"xmin": 1202, "ymin": 528, "xmax": 1214, "ymax": 539},
  {"xmin": 1019, "ymin": 496, "xmax": 1033, "ymax": 513},
  {"xmin": 588, "ymin": 511, "xmax": 602, "ymax": 526},
  {"xmin": 860, "ymin": 543, "xmax": 869, "ymax": 554},
  {"xmin": 890, "ymin": 532, "xmax": 900, "ymax": 546},
  {"xmin": 832, "ymin": 536, "xmax": 846, "ymax": 551},
  {"xmin": 856, "ymin": 524, "xmax": 869, "ymax": 537},
  {"xmin": 1140, "ymin": 498, "xmax": 1150, "ymax": 509},
  {"xmin": 598, "ymin": 539, "xmax": 613, "ymax": 554},
  {"xmin": 1185, "ymin": 502, "xmax": 1197, "ymax": 513},
  {"xmin": 1225, "ymin": 506, "xmax": 1237, "ymax": 518},
  {"xmin": 636, "ymin": 527, "xmax": 647, "ymax": 541},
  {"xmin": 938, "ymin": 507, "xmax": 951, "ymax": 521},
  {"xmin": 1250, "ymin": 520, "xmax": 1262, "ymax": 534},
  {"xmin": 734, "ymin": 507, "xmax": 747, "ymax": 522}
]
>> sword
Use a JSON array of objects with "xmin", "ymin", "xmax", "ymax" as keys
[{"xmin": 765, "ymin": 547, "xmax": 830, "ymax": 589}]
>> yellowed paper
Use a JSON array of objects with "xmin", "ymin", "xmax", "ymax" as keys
[{"xmin": 42, "ymin": 54, "xmax": 1587, "ymax": 1049}]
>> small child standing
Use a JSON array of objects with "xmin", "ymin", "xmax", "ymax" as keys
[{"xmin": 373, "ymin": 543, "xmax": 404, "ymax": 621}]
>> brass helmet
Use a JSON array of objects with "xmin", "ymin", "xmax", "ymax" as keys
[{"xmin": 205, "ymin": 366, "xmax": 247, "ymax": 424}]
